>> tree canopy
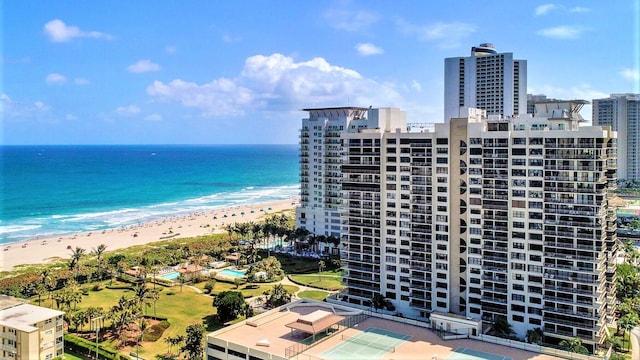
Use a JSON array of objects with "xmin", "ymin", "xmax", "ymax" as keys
[{"xmin": 213, "ymin": 291, "xmax": 245, "ymax": 323}]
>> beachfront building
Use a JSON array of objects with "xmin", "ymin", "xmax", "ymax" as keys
[
  {"xmin": 0, "ymin": 295, "xmax": 65, "ymax": 359},
  {"xmin": 338, "ymin": 101, "xmax": 617, "ymax": 351},
  {"xmin": 444, "ymin": 43, "xmax": 527, "ymax": 123},
  {"xmin": 295, "ymin": 107, "xmax": 406, "ymax": 252},
  {"xmin": 592, "ymin": 93, "xmax": 640, "ymax": 181}
]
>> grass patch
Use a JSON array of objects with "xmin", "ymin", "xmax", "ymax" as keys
[
  {"xmin": 60, "ymin": 353, "xmax": 85, "ymax": 360},
  {"xmin": 288, "ymin": 271, "xmax": 343, "ymax": 291},
  {"xmin": 48, "ymin": 283, "xmax": 214, "ymax": 359},
  {"xmin": 195, "ymin": 281, "xmax": 299, "ymax": 298},
  {"xmin": 298, "ymin": 290, "xmax": 329, "ymax": 301}
]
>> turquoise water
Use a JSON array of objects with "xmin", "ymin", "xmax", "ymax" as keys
[
  {"xmin": 160, "ymin": 272, "xmax": 180, "ymax": 280},
  {"xmin": 219, "ymin": 269, "xmax": 245, "ymax": 277},
  {"xmin": 1, "ymin": 145, "xmax": 299, "ymax": 244}
]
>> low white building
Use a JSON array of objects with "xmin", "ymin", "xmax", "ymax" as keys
[{"xmin": 0, "ymin": 295, "xmax": 65, "ymax": 360}]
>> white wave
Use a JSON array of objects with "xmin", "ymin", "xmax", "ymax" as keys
[{"xmin": 0, "ymin": 224, "xmax": 42, "ymax": 234}]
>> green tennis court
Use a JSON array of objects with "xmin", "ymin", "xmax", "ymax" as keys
[
  {"xmin": 321, "ymin": 327, "xmax": 411, "ymax": 360},
  {"xmin": 446, "ymin": 347, "xmax": 513, "ymax": 360}
]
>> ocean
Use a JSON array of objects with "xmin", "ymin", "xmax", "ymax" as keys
[{"xmin": 0, "ymin": 145, "xmax": 300, "ymax": 245}]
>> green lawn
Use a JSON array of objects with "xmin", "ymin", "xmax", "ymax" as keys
[
  {"xmin": 298, "ymin": 290, "xmax": 330, "ymax": 301},
  {"xmin": 50, "ymin": 282, "xmax": 216, "ymax": 359},
  {"xmin": 60, "ymin": 353, "xmax": 85, "ymax": 360},
  {"xmin": 193, "ymin": 281, "xmax": 299, "ymax": 298},
  {"xmin": 288, "ymin": 271, "xmax": 343, "ymax": 291}
]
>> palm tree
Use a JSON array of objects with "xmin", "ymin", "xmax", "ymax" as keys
[
  {"xmin": 136, "ymin": 318, "xmax": 149, "ymax": 358},
  {"xmin": 133, "ymin": 283, "xmax": 151, "ymax": 315},
  {"xmin": 92, "ymin": 244, "xmax": 108, "ymax": 280},
  {"xmin": 69, "ymin": 246, "xmax": 86, "ymax": 282},
  {"xmin": 40, "ymin": 269, "xmax": 56, "ymax": 306},
  {"xmin": 372, "ymin": 293, "xmax": 385, "ymax": 313},
  {"xmin": 559, "ymin": 337, "xmax": 588, "ymax": 354},
  {"xmin": 617, "ymin": 313, "xmax": 640, "ymax": 350},
  {"xmin": 318, "ymin": 260, "xmax": 325, "ymax": 281}
]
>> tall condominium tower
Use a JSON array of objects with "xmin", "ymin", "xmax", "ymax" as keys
[
  {"xmin": 339, "ymin": 103, "xmax": 617, "ymax": 352},
  {"xmin": 592, "ymin": 93, "xmax": 640, "ymax": 181},
  {"xmin": 295, "ymin": 107, "xmax": 407, "ymax": 240},
  {"xmin": 444, "ymin": 43, "xmax": 527, "ymax": 122}
]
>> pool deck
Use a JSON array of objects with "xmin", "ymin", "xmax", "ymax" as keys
[{"xmin": 207, "ymin": 300, "xmax": 565, "ymax": 360}]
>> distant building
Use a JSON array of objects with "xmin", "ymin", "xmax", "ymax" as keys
[
  {"xmin": 0, "ymin": 295, "xmax": 65, "ymax": 359},
  {"xmin": 527, "ymin": 94, "xmax": 563, "ymax": 115},
  {"xmin": 444, "ymin": 43, "xmax": 527, "ymax": 122},
  {"xmin": 592, "ymin": 93, "xmax": 640, "ymax": 180},
  {"xmin": 295, "ymin": 107, "xmax": 406, "ymax": 246}
]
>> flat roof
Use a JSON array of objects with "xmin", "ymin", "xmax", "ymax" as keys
[
  {"xmin": 286, "ymin": 310, "xmax": 345, "ymax": 335},
  {"xmin": 301, "ymin": 106, "xmax": 369, "ymax": 111},
  {"xmin": 0, "ymin": 303, "xmax": 64, "ymax": 333},
  {"xmin": 207, "ymin": 300, "xmax": 565, "ymax": 360}
]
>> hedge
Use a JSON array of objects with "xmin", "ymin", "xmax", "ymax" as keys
[{"xmin": 64, "ymin": 334, "xmax": 131, "ymax": 360}]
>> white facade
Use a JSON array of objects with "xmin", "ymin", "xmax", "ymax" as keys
[
  {"xmin": 0, "ymin": 296, "xmax": 65, "ymax": 360},
  {"xmin": 295, "ymin": 107, "xmax": 407, "ymax": 243},
  {"xmin": 338, "ymin": 104, "xmax": 617, "ymax": 352},
  {"xmin": 592, "ymin": 93, "xmax": 640, "ymax": 181},
  {"xmin": 444, "ymin": 43, "xmax": 527, "ymax": 123}
]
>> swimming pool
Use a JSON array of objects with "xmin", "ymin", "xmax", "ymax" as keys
[
  {"xmin": 160, "ymin": 272, "xmax": 180, "ymax": 280},
  {"xmin": 219, "ymin": 269, "xmax": 246, "ymax": 278}
]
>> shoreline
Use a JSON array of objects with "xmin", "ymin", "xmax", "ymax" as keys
[{"xmin": 0, "ymin": 198, "xmax": 298, "ymax": 273}]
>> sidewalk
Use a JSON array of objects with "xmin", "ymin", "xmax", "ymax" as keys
[{"xmin": 630, "ymin": 325, "xmax": 639, "ymax": 360}]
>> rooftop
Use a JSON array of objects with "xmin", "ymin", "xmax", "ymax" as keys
[
  {"xmin": 207, "ymin": 299, "xmax": 564, "ymax": 360},
  {"xmin": 0, "ymin": 300, "xmax": 64, "ymax": 333}
]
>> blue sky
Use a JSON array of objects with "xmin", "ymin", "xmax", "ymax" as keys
[{"xmin": 2, "ymin": 1, "xmax": 639, "ymax": 145}]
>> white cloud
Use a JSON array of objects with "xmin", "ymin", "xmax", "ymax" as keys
[
  {"xmin": 66, "ymin": 114, "xmax": 78, "ymax": 120},
  {"xmin": 165, "ymin": 45, "xmax": 177, "ymax": 54},
  {"xmin": 128, "ymin": 60, "xmax": 161, "ymax": 73},
  {"xmin": 147, "ymin": 78, "xmax": 254, "ymax": 117},
  {"xmin": 1, "ymin": 93, "xmax": 12, "ymax": 103},
  {"xmin": 396, "ymin": 19, "xmax": 476, "ymax": 49},
  {"xmin": 535, "ymin": 4, "xmax": 558, "ymax": 16},
  {"xmin": 537, "ymin": 25, "xmax": 585, "ymax": 39},
  {"xmin": 569, "ymin": 6, "xmax": 590, "ymax": 13},
  {"xmin": 619, "ymin": 68, "xmax": 640, "ymax": 81},
  {"xmin": 1, "ymin": 94, "xmax": 52, "ymax": 119},
  {"xmin": 147, "ymin": 53, "xmax": 406, "ymax": 117},
  {"xmin": 74, "ymin": 77, "xmax": 89, "ymax": 85},
  {"xmin": 411, "ymin": 80, "xmax": 422, "ymax": 92},
  {"xmin": 222, "ymin": 34, "xmax": 243, "ymax": 43},
  {"xmin": 145, "ymin": 113, "xmax": 163, "ymax": 121},
  {"xmin": 323, "ymin": 9, "xmax": 379, "ymax": 32},
  {"xmin": 44, "ymin": 19, "xmax": 112, "ymax": 42},
  {"xmin": 356, "ymin": 43, "xmax": 383, "ymax": 56},
  {"xmin": 116, "ymin": 105, "xmax": 141, "ymax": 116},
  {"xmin": 34, "ymin": 101, "xmax": 49, "ymax": 110},
  {"xmin": 46, "ymin": 73, "xmax": 67, "ymax": 84}
]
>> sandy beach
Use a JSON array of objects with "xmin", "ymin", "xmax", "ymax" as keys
[{"xmin": 0, "ymin": 199, "xmax": 298, "ymax": 272}]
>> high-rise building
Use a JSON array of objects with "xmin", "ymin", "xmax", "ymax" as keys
[
  {"xmin": 0, "ymin": 295, "xmax": 65, "ymax": 359},
  {"xmin": 592, "ymin": 93, "xmax": 640, "ymax": 181},
  {"xmin": 336, "ymin": 102, "xmax": 617, "ymax": 352},
  {"xmin": 444, "ymin": 43, "xmax": 527, "ymax": 122},
  {"xmin": 295, "ymin": 107, "xmax": 406, "ymax": 243}
]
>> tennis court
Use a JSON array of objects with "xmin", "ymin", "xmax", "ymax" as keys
[
  {"xmin": 320, "ymin": 327, "xmax": 411, "ymax": 360},
  {"xmin": 446, "ymin": 347, "xmax": 513, "ymax": 360}
]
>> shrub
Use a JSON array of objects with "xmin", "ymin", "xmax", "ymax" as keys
[
  {"xmin": 204, "ymin": 280, "xmax": 216, "ymax": 294},
  {"xmin": 143, "ymin": 320, "xmax": 170, "ymax": 342},
  {"xmin": 91, "ymin": 284, "xmax": 103, "ymax": 291}
]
